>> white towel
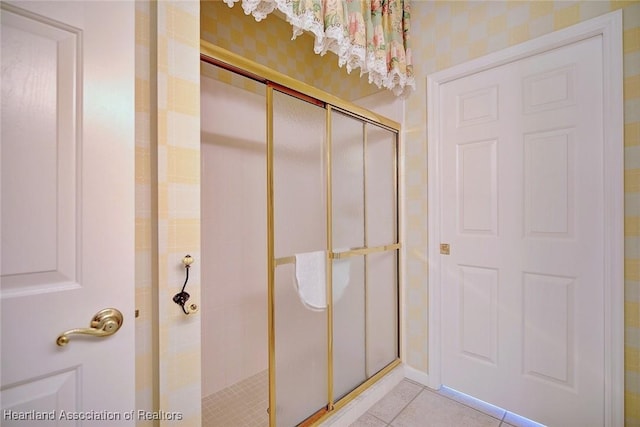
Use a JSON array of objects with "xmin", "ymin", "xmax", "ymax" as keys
[
  {"xmin": 294, "ymin": 251, "xmax": 327, "ymax": 311},
  {"xmin": 332, "ymin": 256, "xmax": 350, "ymax": 302},
  {"xmin": 294, "ymin": 250, "xmax": 351, "ymax": 311}
]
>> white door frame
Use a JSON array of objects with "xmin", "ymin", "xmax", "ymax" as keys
[{"xmin": 426, "ymin": 10, "xmax": 623, "ymax": 426}]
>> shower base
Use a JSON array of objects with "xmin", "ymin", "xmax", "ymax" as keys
[{"xmin": 202, "ymin": 370, "xmax": 268, "ymax": 427}]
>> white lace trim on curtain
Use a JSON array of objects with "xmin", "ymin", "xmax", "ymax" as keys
[{"xmin": 222, "ymin": 0, "xmax": 415, "ymax": 96}]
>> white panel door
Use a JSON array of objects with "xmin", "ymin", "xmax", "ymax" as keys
[
  {"xmin": 439, "ymin": 36, "xmax": 605, "ymax": 426},
  {"xmin": 1, "ymin": 1, "xmax": 135, "ymax": 424}
]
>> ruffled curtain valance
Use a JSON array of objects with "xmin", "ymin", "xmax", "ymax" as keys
[{"xmin": 222, "ymin": 0, "xmax": 415, "ymax": 96}]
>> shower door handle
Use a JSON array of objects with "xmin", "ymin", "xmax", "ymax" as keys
[{"xmin": 56, "ymin": 308, "xmax": 124, "ymax": 346}]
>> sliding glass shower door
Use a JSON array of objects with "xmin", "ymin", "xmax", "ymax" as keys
[
  {"xmin": 331, "ymin": 110, "xmax": 367, "ymax": 401},
  {"xmin": 201, "ymin": 46, "xmax": 400, "ymax": 426},
  {"xmin": 331, "ymin": 111, "xmax": 399, "ymax": 397},
  {"xmin": 269, "ymin": 87, "xmax": 400, "ymax": 426},
  {"xmin": 272, "ymin": 89, "xmax": 328, "ymax": 427},
  {"xmin": 364, "ymin": 123, "xmax": 399, "ymax": 377}
]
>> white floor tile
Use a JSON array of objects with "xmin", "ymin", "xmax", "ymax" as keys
[
  {"xmin": 350, "ymin": 413, "xmax": 388, "ymax": 427},
  {"xmin": 389, "ymin": 389, "xmax": 502, "ymax": 427},
  {"xmin": 367, "ymin": 379, "xmax": 423, "ymax": 423}
]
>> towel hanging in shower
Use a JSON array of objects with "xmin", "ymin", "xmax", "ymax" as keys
[{"xmin": 294, "ymin": 250, "xmax": 350, "ymax": 311}]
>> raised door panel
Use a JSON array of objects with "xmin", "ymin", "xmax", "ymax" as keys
[
  {"xmin": 1, "ymin": 4, "xmax": 78, "ymax": 295},
  {"xmin": 1, "ymin": 1, "xmax": 135, "ymax": 421}
]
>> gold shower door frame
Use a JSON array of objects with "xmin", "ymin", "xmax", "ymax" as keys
[{"xmin": 201, "ymin": 40, "xmax": 402, "ymax": 427}]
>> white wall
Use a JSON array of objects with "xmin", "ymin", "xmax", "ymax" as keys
[{"xmin": 354, "ymin": 90, "xmax": 404, "ymax": 124}]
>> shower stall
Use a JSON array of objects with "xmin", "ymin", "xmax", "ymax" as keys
[{"xmin": 200, "ymin": 43, "xmax": 401, "ymax": 427}]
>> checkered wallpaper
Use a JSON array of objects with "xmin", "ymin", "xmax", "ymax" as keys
[{"xmin": 200, "ymin": 0, "xmax": 381, "ymax": 101}]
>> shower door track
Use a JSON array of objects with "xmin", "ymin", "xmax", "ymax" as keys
[
  {"xmin": 200, "ymin": 42, "xmax": 399, "ymax": 132},
  {"xmin": 201, "ymin": 40, "xmax": 402, "ymax": 427}
]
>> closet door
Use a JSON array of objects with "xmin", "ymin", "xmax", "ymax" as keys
[{"xmin": 272, "ymin": 89, "xmax": 327, "ymax": 426}]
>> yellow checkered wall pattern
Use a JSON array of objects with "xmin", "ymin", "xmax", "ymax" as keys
[
  {"xmin": 134, "ymin": 1, "xmax": 155, "ymax": 426},
  {"xmin": 157, "ymin": 2, "xmax": 202, "ymax": 426},
  {"xmin": 135, "ymin": 1, "xmax": 202, "ymax": 426},
  {"xmin": 200, "ymin": 0, "xmax": 381, "ymax": 101}
]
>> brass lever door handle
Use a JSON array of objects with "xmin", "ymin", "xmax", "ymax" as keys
[{"xmin": 56, "ymin": 308, "xmax": 124, "ymax": 346}]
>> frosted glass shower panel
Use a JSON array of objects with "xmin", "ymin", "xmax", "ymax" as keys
[
  {"xmin": 275, "ymin": 263, "xmax": 328, "ymax": 426},
  {"xmin": 366, "ymin": 124, "xmax": 397, "ymax": 247},
  {"xmin": 273, "ymin": 90, "xmax": 328, "ymax": 426},
  {"xmin": 200, "ymin": 62, "xmax": 268, "ymax": 402},
  {"xmin": 273, "ymin": 90, "xmax": 326, "ymax": 258},
  {"xmin": 332, "ymin": 255, "xmax": 366, "ymax": 400},
  {"xmin": 331, "ymin": 110, "xmax": 364, "ymax": 249},
  {"xmin": 366, "ymin": 251, "xmax": 398, "ymax": 377}
]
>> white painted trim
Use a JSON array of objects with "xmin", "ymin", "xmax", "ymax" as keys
[
  {"xmin": 426, "ymin": 10, "xmax": 624, "ymax": 427},
  {"xmin": 600, "ymin": 10, "xmax": 625, "ymax": 427},
  {"xmin": 404, "ymin": 364, "xmax": 432, "ymax": 389},
  {"xmin": 426, "ymin": 67, "xmax": 443, "ymax": 390}
]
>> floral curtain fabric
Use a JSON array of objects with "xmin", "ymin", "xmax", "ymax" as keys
[{"xmin": 222, "ymin": 0, "xmax": 415, "ymax": 95}]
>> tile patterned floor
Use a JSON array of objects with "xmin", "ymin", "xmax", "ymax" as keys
[
  {"xmin": 202, "ymin": 374, "xmax": 536, "ymax": 427},
  {"xmin": 350, "ymin": 379, "xmax": 526, "ymax": 427},
  {"xmin": 202, "ymin": 370, "xmax": 269, "ymax": 427}
]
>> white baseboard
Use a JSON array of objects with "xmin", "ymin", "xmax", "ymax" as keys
[{"xmin": 403, "ymin": 365, "xmax": 433, "ymax": 389}]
